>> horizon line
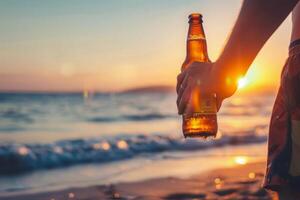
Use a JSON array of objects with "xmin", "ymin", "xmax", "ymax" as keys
[
  {"xmin": 0, "ymin": 85, "xmax": 175, "ymax": 94},
  {"xmin": 0, "ymin": 85, "xmax": 278, "ymax": 95}
]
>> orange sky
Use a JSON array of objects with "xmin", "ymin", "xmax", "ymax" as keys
[{"xmin": 0, "ymin": 1, "xmax": 293, "ymax": 92}]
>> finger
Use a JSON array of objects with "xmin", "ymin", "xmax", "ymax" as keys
[
  {"xmin": 177, "ymin": 75, "xmax": 190, "ymax": 108},
  {"xmin": 178, "ymin": 85, "xmax": 192, "ymax": 114},
  {"xmin": 177, "ymin": 74, "xmax": 189, "ymax": 97},
  {"xmin": 176, "ymin": 71, "xmax": 187, "ymax": 93}
]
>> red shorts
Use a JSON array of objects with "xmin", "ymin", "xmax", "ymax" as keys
[{"xmin": 263, "ymin": 40, "xmax": 300, "ymax": 191}]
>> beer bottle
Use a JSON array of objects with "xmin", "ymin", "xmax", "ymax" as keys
[{"xmin": 181, "ymin": 13, "xmax": 218, "ymax": 138}]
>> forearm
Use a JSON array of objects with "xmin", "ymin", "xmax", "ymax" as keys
[{"xmin": 214, "ymin": 0, "xmax": 299, "ymax": 82}]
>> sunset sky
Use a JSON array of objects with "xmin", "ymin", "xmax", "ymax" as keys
[{"xmin": 0, "ymin": 0, "xmax": 293, "ymax": 92}]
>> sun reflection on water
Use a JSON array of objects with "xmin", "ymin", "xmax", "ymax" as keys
[
  {"xmin": 68, "ymin": 192, "xmax": 75, "ymax": 198},
  {"xmin": 248, "ymin": 172, "xmax": 256, "ymax": 179},
  {"xmin": 93, "ymin": 142, "xmax": 111, "ymax": 151},
  {"xmin": 53, "ymin": 146, "xmax": 63, "ymax": 154},
  {"xmin": 18, "ymin": 146, "xmax": 29, "ymax": 156},
  {"xmin": 234, "ymin": 156, "xmax": 248, "ymax": 165},
  {"xmin": 214, "ymin": 177, "xmax": 224, "ymax": 189},
  {"xmin": 117, "ymin": 140, "xmax": 128, "ymax": 150}
]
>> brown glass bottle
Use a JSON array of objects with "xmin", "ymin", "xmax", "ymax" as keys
[{"xmin": 181, "ymin": 13, "xmax": 218, "ymax": 138}]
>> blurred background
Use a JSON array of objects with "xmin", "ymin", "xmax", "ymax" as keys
[{"xmin": 0, "ymin": 0, "xmax": 292, "ymax": 196}]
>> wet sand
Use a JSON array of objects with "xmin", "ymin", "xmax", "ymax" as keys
[{"xmin": 0, "ymin": 161, "xmax": 278, "ymax": 200}]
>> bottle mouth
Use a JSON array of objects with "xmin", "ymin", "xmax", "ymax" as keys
[{"xmin": 188, "ymin": 13, "xmax": 203, "ymax": 23}]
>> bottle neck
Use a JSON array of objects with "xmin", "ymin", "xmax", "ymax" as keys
[{"xmin": 185, "ymin": 21, "xmax": 209, "ymax": 63}]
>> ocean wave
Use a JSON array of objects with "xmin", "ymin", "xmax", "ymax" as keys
[
  {"xmin": 87, "ymin": 113, "xmax": 174, "ymax": 123},
  {"xmin": 122, "ymin": 113, "xmax": 172, "ymax": 121},
  {"xmin": 0, "ymin": 109, "xmax": 34, "ymax": 123},
  {"xmin": 0, "ymin": 132, "xmax": 267, "ymax": 175},
  {"xmin": 0, "ymin": 126, "xmax": 26, "ymax": 132},
  {"xmin": 87, "ymin": 116, "xmax": 117, "ymax": 122}
]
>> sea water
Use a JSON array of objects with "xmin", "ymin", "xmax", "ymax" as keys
[{"xmin": 0, "ymin": 91, "xmax": 275, "ymax": 194}]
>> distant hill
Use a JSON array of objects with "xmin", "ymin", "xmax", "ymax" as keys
[{"xmin": 120, "ymin": 85, "xmax": 174, "ymax": 94}]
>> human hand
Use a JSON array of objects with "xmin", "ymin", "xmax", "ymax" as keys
[{"xmin": 176, "ymin": 61, "xmax": 237, "ymax": 115}]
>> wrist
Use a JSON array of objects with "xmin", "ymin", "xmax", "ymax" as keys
[{"xmin": 212, "ymin": 59, "xmax": 238, "ymax": 98}]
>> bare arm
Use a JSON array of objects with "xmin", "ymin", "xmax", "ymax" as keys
[
  {"xmin": 214, "ymin": 0, "xmax": 299, "ymax": 93},
  {"xmin": 177, "ymin": 0, "xmax": 299, "ymax": 114}
]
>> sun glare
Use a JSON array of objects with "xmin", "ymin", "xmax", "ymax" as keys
[
  {"xmin": 234, "ymin": 156, "xmax": 248, "ymax": 165},
  {"xmin": 237, "ymin": 77, "xmax": 248, "ymax": 89}
]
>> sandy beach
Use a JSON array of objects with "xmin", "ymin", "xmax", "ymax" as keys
[{"xmin": 0, "ymin": 161, "xmax": 278, "ymax": 200}]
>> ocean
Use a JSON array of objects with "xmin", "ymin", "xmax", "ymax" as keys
[{"xmin": 0, "ymin": 91, "xmax": 275, "ymax": 194}]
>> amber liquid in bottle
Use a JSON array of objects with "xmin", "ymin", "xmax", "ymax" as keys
[{"xmin": 182, "ymin": 13, "xmax": 218, "ymax": 138}]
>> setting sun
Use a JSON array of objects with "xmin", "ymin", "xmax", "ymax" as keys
[{"xmin": 237, "ymin": 77, "xmax": 248, "ymax": 89}]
